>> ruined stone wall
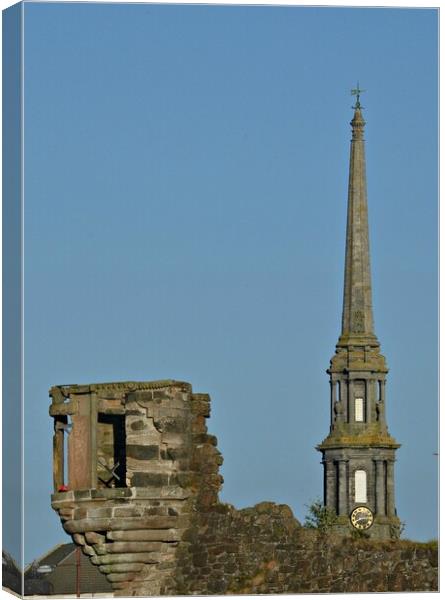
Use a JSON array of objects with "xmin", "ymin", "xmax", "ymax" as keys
[
  {"xmin": 174, "ymin": 502, "xmax": 438, "ymax": 594},
  {"xmin": 50, "ymin": 381, "xmax": 438, "ymax": 596},
  {"xmin": 51, "ymin": 381, "xmax": 224, "ymax": 596}
]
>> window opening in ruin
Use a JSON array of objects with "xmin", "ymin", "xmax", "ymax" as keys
[
  {"xmin": 63, "ymin": 417, "xmax": 72, "ymax": 486},
  {"xmin": 354, "ymin": 470, "xmax": 367, "ymax": 503},
  {"xmin": 53, "ymin": 415, "xmax": 71, "ymax": 491},
  {"xmin": 97, "ymin": 414, "xmax": 127, "ymax": 488}
]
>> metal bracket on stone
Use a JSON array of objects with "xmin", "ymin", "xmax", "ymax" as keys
[{"xmin": 97, "ymin": 457, "xmax": 121, "ymax": 488}]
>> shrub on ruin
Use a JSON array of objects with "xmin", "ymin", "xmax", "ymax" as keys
[{"xmin": 304, "ymin": 499, "xmax": 338, "ymax": 533}]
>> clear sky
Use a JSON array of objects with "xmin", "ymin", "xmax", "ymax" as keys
[{"xmin": 16, "ymin": 2, "xmax": 439, "ymax": 565}]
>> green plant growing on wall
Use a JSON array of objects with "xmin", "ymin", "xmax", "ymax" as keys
[
  {"xmin": 390, "ymin": 520, "xmax": 406, "ymax": 540},
  {"xmin": 350, "ymin": 527, "xmax": 370, "ymax": 540},
  {"xmin": 304, "ymin": 499, "xmax": 338, "ymax": 533}
]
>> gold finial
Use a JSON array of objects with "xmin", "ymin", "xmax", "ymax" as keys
[{"xmin": 351, "ymin": 82, "xmax": 365, "ymax": 109}]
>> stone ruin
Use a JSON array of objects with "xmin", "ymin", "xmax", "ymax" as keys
[
  {"xmin": 50, "ymin": 380, "xmax": 438, "ymax": 596},
  {"xmin": 50, "ymin": 380, "xmax": 222, "ymax": 595}
]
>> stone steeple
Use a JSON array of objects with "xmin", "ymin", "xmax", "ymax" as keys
[
  {"xmin": 317, "ymin": 93, "xmax": 401, "ymax": 540},
  {"xmin": 339, "ymin": 103, "xmax": 376, "ymax": 345}
]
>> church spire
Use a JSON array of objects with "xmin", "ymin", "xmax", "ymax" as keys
[
  {"xmin": 317, "ymin": 92, "xmax": 401, "ymax": 540},
  {"xmin": 338, "ymin": 90, "xmax": 377, "ymax": 346}
]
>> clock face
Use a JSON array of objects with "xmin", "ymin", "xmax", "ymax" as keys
[{"xmin": 350, "ymin": 506, "xmax": 374, "ymax": 530}]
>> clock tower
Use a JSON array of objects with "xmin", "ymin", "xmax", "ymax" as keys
[{"xmin": 317, "ymin": 90, "xmax": 401, "ymax": 539}]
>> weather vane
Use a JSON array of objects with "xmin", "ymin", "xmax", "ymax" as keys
[{"xmin": 351, "ymin": 82, "xmax": 365, "ymax": 109}]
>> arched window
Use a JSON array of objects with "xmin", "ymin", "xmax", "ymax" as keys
[{"xmin": 355, "ymin": 470, "xmax": 367, "ymax": 503}]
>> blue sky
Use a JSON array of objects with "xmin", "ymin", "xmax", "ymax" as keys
[{"xmin": 13, "ymin": 2, "xmax": 439, "ymax": 564}]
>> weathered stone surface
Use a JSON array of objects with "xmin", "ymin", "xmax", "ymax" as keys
[
  {"xmin": 99, "ymin": 563, "xmax": 146, "ymax": 574},
  {"xmin": 173, "ymin": 503, "xmax": 438, "ymax": 595},
  {"xmin": 110, "ymin": 516, "xmax": 181, "ymax": 532},
  {"xmin": 49, "ymin": 399, "xmax": 78, "ymax": 416},
  {"xmin": 50, "ymin": 380, "xmax": 437, "ymax": 597},
  {"xmin": 90, "ymin": 488, "xmax": 133, "ymax": 499},
  {"xmin": 64, "ymin": 517, "xmax": 182, "ymax": 534},
  {"xmin": 72, "ymin": 533, "xmax": 85, "ymax": 545},
  {"xmin": 318, "ymin": 104, "xmax": 400, "ymax": 539},
  {"xmin": 153, "ymin": 417, "xmax": 188, "ymax": 434},
  {"xmin": 130, "ymin": 419, "xmax": 146, "ymax": 431},
  {"xmin": 106, "ymin": 573, "xmax": 137, "ymax": 583},
  {"xmin": 106, "ymin": 542, "xmax": 163, "ymax": 554},
  {"xmin": 84, "ymin": 531, "xmax": 106, "ymax": 544},
  {"xmin": 81, "ymin": 543, "xmax": 96, "ymax": 557},
  {"xmin": 93, "ymin": 553, "xmax": 160, "ymax": 565},
  {"xmin": 131, "ymin": 473, "xmax": 169, "ymax": 487},
  {"xmin": 127, "ymin": 445, "xmax": 159, "ymax": 460}
]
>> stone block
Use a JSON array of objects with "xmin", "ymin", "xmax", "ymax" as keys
[
  {"xmin": 81, "ymin": 544, "xmax": 96, "ymax": 557},
  {"xmin": 127, "ymin": 444, "xmax": 159, "ymax": 460},
  {"xmin": 107, "ymin": 530, "xmax": 162, "ymax": 552},
  {"xmin": 106, "ymin": 573, "xmax": 137, "ymax": 583},
  {"xmin": 192, "ymin": 552, "xmax": 207, "ymax": 567},
  {"xmin": 51, "ymin": 490, "xmax": 74, "ymax": 502},
  {"xmin": 99, "ymin": 562, "xmax": 149, "ymax": 574},
  {"xmin": 72, "ymin": 533, "xmax": 85, "ymax": 545},
  {"xmin": 166, "ymin": 446, "xmax": 189, "ymax": 461},
  {"xmin": 192, "ymin": 433, "xmax": 217, "ymax": 445},
  {"xmin": 106, "ymin": 542, "xmax": 163, "ymax": 554},
  {"xmin": 58, "ymin": 508, "xmax": 74, "ymax": 520},
  {"xmin": 115, "ymin": 516, "xmax": 180, "ymax": 531},
  {"xmin": 191, "ymin": 415, "xmax": 207, "ymax": 433},
  {"xmin": 131, "ymin": 472, "xmax": 169, "ymax": 487},
  {"xmin": 153, "ymin": 390, "xmax": 170, "ymax": 401},
  {"xmin": 95, "ymin": 552, "xmax": 161, "ymax": 565},
  {"xmin": 170, "ymin": 473, "xmax": 193, "ymax": 488},
  {"xmin": 108, "ymin": 528, "xmax": 180, "ymax": 542},
  {"xmin": 85, "ymin": 531, "xmax": 106, "ymax": 544},
  {"xmin": 93, "ymin": 544, "xmax": 107, "ymax": 556},
  {"xmin": 129, "ymin": 419, "xmax": 147, "ymax": 431},
  {"xmin": 82, "ymin": 507, "xmax": 113, "ymax": 519},
  {"xmin": 153, "ymin": 416, "xmax": 188, "ymax": 434},
  {"xmin": 113, "ymin": 506, "xmax": 144, "ymax": 518},
  {"xmin": 91, "ymin": 488, "xmax": 133, "ymax": 499},
  {"xmin": 254, "ymin": 502, "xmax": 276, "ymax": 514},
  {"xmin": 160, "ymin": 486, "xmax": 191, "ymax": 499}
]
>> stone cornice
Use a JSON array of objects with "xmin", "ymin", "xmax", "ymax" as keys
[
  {"xmin": 50, "ymin": 379, "xmax": 192, "ymax": 398},
  {"xmin": 317, "ymin": 433, "xmax": 400, "ymax": 451}
]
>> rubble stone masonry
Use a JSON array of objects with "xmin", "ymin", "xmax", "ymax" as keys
[{"xmin": 50, "ymin": 381, "xmax": 438, "ymax": 595}]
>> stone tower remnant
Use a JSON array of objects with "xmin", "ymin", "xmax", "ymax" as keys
[
  {"xmin": 317, "ymin": 90, "xmax": 401, "ymax": 538},
  {"xmin": 50, "ymin": 380, "xmax": 224, "ymax": 595}
]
